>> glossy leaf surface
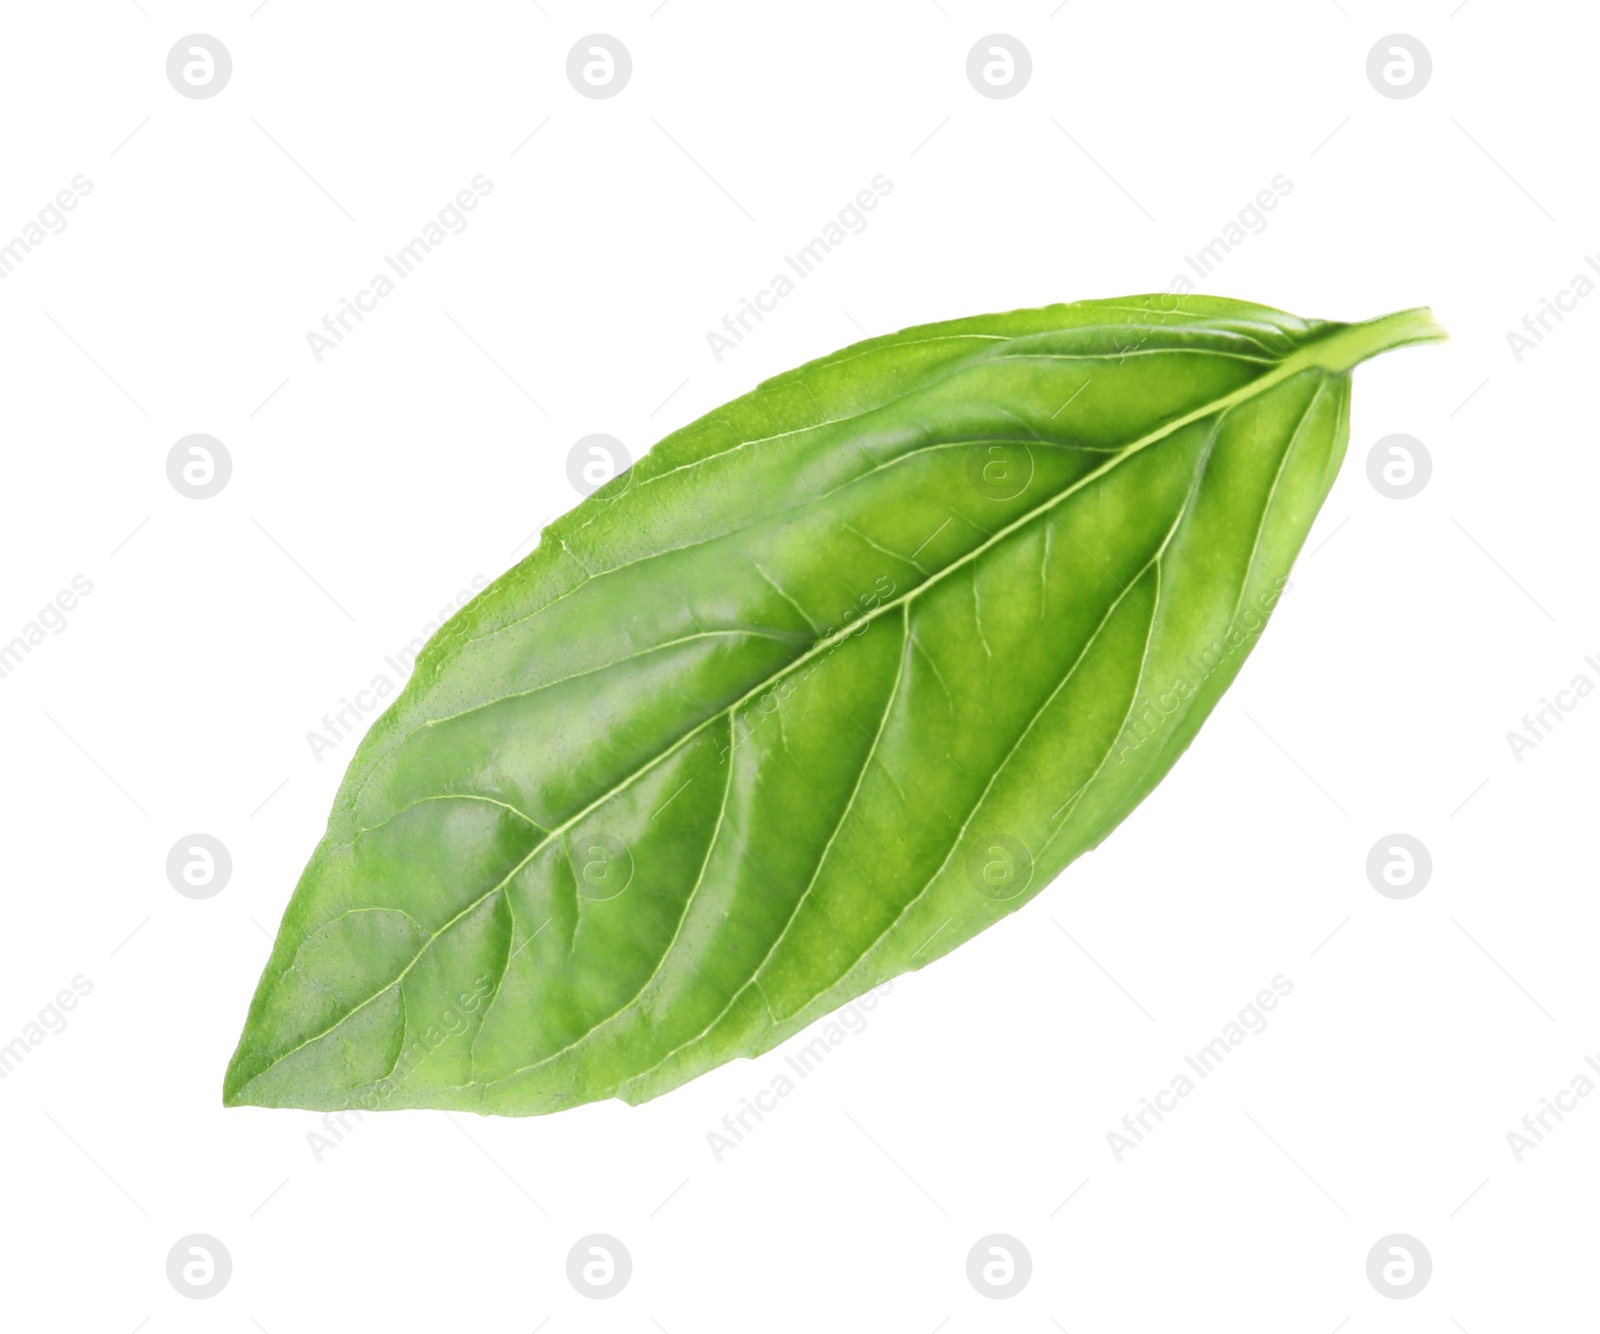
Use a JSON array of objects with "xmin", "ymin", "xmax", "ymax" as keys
[{"xmin": 225, "ymin": 296, "xmax": 1444, "ymax": 1115}]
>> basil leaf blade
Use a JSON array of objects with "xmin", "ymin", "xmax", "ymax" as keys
[{"xmin": 224, "ymin": 297, "xmax": 1444, "ymax": 1115}]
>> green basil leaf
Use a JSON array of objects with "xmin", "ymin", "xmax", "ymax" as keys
[{"xmin": 225, "ymin": 296, "xmax": 1444, "ymax": 1115}]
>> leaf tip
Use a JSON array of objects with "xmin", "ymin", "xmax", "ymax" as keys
[{"xmin": 221, "ymin": 1052, "xmax": 259, "ymax": 1109}]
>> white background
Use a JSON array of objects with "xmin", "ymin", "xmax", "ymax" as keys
[{"xmin": 0, "ymin": 1, "xmax": 1592, "ymax": 1329}]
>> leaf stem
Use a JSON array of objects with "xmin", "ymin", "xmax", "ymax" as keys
[{"xmin": 1306, "ymin": 306, "xmax": 1449, "ymax": 374}]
